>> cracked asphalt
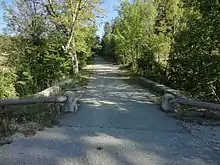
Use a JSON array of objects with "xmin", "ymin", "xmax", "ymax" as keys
[{"xmin": 0, "ymin": 56, "xmax": 219, "ymax": 165}]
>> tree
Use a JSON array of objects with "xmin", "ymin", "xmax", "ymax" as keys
[
  {"xmin": 0, "ymin": 35, "xmax": 17, "ymax": 98},
  {"xmin": 102, "ymin": 0, "xmax": 157, "ymax": 70},
  {"xmin": 101, "ymin": 22, "xmax": 115, "ymax": 61},
  {"xmin": 101, "ymin": 0, "xmax": 220, "ymax": 102},
  {"xmin": 167, "ymin": 0, "xmax": 220, "ymax": 101},
  {"xmin": 3, "ymin": 0, "xmax": 72, "ymax": 96},
  {"xmin": 2, "ymin": 0, "xmax": 102, "ymax": 97},
  {"xmin": 45, "ymin": 0, "xmax": 103, "ymax": 73},
  {"xmin": 153, "ymin": 0, "xmax": 183, "ymax": 71}
]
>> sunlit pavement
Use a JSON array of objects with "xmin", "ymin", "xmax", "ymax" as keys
[{"xmin": 0, "ymin": 56, "xmax": 219, "ymax": 165}]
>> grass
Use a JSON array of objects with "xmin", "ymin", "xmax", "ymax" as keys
[
  {"xmin": 0, "ymin": 66, "xmax": 93, "ymax": 141},
  {"xmin": 0, "ymin": 103, "xmax": 60, "ymax": 137}
]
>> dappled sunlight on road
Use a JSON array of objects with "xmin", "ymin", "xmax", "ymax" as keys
[{"xmin": 0, "ymin": 56, "xmax": 219, "ymax": 165}]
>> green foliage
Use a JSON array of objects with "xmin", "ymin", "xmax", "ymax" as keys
[
  {"xmin": 101, "ymin": 0, "xmax": 220, "ymax": 102},
  {"xmin": 0, "ymin": 0, "xmax": 101, "ymax": 98},
  {"xmin": 44, "ymin": 0, "xmax": 103, "ymax": 73},
  {"xmin": 0, "ymin": 35, "xmax": 18, "ymax": 98},
  {"xmin": 0, "ymin": 69, "xmax": 17, "ymax": 98},
  {"xmin": 168, "ymin": 0, "xmax": 220, "ymax": 101},
  {"xmin": 2, "ymin": 0, "xmax": 72, "ymax": 96},
  {"xmin": 15, "ymin": 41, "xmax": 71, "ymax": 96}
]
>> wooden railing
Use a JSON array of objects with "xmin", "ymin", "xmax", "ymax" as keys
[
  {"xmin": 162, "ymin": 93, "xmax": 220, "ymax": 112},
  {"xmin": 138, "ymin": 76, "xmax": 220, "ymax": 113},
  {"xmin": 170, "ymin": 98, "xmax": 220, "ymax": 111},
  {"xmin": 0, "ymin": 91, "xmax": 78, "ymax": 112},
  {"xmin": 0, "ymin": 96, "xmax": 66, "ymax": 107}
]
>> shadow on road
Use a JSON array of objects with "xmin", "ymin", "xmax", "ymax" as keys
[{"xmin": 1, "ymin": 56, "xmax": 220, "ymax": 165}]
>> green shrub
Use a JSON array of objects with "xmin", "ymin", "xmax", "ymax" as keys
[{"xmin": 0, "ymin": 69, "xmax": 17, "ymax": 98}]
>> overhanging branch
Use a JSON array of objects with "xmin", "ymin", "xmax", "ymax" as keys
[{"xmin": 45, "ymin": 0, "xmax": 69, "ymax": 35}]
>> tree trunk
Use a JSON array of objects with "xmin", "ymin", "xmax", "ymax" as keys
[
  {"xmin": 71, "ymin": 38, "xmax": 79, "ymax": 74},
  {"xmin": 73, "ymin": 51, "xmax": 79, "ymax": 73},
  {"xmin": 67, "ymin": 1, "xmax": 82, "ymax": 74},
  {"xmin": 69, "ymin": 50, "xmax": 79, "ymax": 74}
]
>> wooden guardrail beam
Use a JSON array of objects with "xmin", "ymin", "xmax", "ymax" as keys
[
  {"xmin": 162, "ymin": 93, "xmax": 220, "ymax": 112},
  {"xmin": 0, "ymin": 96, "xmax": 67, "ymax": 107},
  {"xmin": 0, "ymin": 91, "xmax": 78, "ymax": 112},
  {"xmin": 170, "ymin": 98, "xmax": 220, "ymax": 110}
]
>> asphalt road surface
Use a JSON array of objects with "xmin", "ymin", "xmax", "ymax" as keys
[{"xmin": 0, "ymin": 56, "xmax": 219, "ymax": 165}]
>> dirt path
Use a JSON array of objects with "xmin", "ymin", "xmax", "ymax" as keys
[{"xmin": 0, "ymin": 56, "xmax": 219, "ymax": 165}]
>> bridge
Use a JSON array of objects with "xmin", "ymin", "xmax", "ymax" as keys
[{"xmin": 0, "ymin": 57, "xmax": 219, "ymax": 165}]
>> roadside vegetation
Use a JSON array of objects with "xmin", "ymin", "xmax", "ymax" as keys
[
  {"xmin": 0, "ymin": 0, "xmax": 100, "ymax": 141},
  {"xmin": 1, "ymin": 0, "xmax": 219, "ymax": 141},
  {"xmin": 0, "ymin": 0, "xmax": 101, "ymax": 98},
  {"xmin": 101, "ymin": 0, "xmax": 220, "ymax": 103}
]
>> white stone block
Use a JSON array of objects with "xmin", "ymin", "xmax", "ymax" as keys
[
  {"xmin": 161, "ymin": 93, "xmax": 175, "ymax": 112},
  {"xmin": 63, "ymin": 91, "xmax": 78, "ymax": 112}
]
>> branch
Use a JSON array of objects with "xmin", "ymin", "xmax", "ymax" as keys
[
  {"xmin": 46, "ymin": 0, "xmax": 57, "ymax": 17},
  {"xmin": 45, "ymin": 0, "xmax": 69, "ymax": 35}
]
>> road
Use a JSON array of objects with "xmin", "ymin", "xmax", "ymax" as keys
[{"xmin": 0, "ymin": 56, "xmax": 219, "ymax": 165}]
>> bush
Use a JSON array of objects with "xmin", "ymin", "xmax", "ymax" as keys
[
  {"xmin": 0, "ymin": 69, "xmax": 17, "ymax": 98},
  {"xmin": 167, "ymin": 0, "xmax": 220, "ymax": 102}
]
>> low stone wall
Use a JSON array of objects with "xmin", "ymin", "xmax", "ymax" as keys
[
  {"xmin": 138, "ymin": 76, "xmax": 220, "ymax": 121},
  {"xmin": 138, "ymin": 77, "xmax": 184, "ymax": 98},
  {"xmin": 35, "ymin": 78, "xmax": 74, "ymax": 97},
  {"xmin": 138, "ymin": 77, "xmax": 180, "ymax": 113},
  {"xmin": 35, "ymin": 85, "xmax": 61, "ymax": 97}
]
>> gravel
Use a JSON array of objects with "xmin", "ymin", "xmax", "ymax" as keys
[{"xmin": 0, "ymin": 56, "xmax": 219, "ymax": 165}]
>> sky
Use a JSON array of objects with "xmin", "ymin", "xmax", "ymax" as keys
[
  {"xmin": 0, "ymin": 0, "xmax": 119, "ymax": 37},
  {"xmin": 97, "ymin": 0, "xmax": 119, "ymax": 37},
  {"xmin": 0, "ymin": 0, "xmax": 6, "ymax": 32},
  {"xmin": 0, "ymin": 0, "xmax": 12, "ymax": 32}
]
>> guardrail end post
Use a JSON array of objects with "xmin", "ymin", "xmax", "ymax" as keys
[
  {"xmin": 161, "ymin": 93, "xmax": 175, "ymax": 112},
  {"xmin": 63, "ymin": 91, "xmax": 78, "ymax": 113}
]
